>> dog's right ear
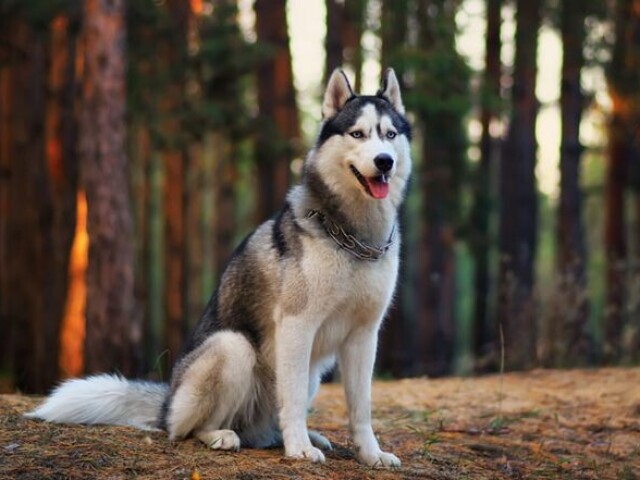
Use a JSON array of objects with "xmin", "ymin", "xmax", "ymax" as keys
[{"xmin": 322, "ymin": 69, "xmax": 354, "ymax": 119}]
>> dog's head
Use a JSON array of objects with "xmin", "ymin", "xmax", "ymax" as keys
[{"xmin": 308, "ymin": 68, "xmax": 412, "ymax": 206}]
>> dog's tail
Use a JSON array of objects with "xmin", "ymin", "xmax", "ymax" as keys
[{"xmin": 25, "ymin": 374, "xmax": 169, "ymax": 431}]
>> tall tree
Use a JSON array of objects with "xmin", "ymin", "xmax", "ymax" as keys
[
  {"xmin": 160, "ymin": 0, "xmax": 192, "ymax": 368},
  {"xmin": 81, "ymin": 0, "xmax": 140, "ymax": 375},
  {"xmin": 377, "ymin": 0, "xmax": 415, "ymax": 377},
  {"xmin": 414, "ymin": 0, "xmax": 470, "ymax": 376},
  {"xmin": 497, "ymin": 0, "xmax": 541, "ymax": 370},
  {"xmin": 471, "ymin": 0, "xmax": 501, "ymax": 371},
  {"xmin": 324, "ymin": 0, "xmax": 367, "ymax": 89},
  {"xmin": 0, "ymin": 3, "xmax": 81, "ymax": 392},
  {"xmin": 47, "ymin": 7, "xmax": 82, "ymax": 378},
  {"xmin": 553, "ymin": 0, "xmax": 593, "ymax": 366},
  {"xmin": 325, "ymin": 0, "xmax": 345, "ymax": 81},
  {"xmin": 604, "ymin": 0, "xmax": 639, "ymax": 363},
  {"xmin": 3, "ymin": 17, "xmax": 56, "ymax": 393},
  {"xmin": 254, "ymin": 0, "xmax": 300, "ymax": 223}
]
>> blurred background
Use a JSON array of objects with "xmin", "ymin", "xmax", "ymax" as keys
[{"xmin": 0, "ymin": 0, "xmax": 638, "ymax": 394}]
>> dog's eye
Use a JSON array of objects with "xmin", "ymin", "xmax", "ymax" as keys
[
  {"xmin": 350, "ymin": 131, "xmax": 364, "ymax": 139},
  {"xmin": 386, "ymin": 131, "xmax": 397, "ymax": 140}
]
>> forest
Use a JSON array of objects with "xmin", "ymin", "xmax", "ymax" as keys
[{"xmin": 0, "ymin": 0, "xmax": 639, "ymax": 397}]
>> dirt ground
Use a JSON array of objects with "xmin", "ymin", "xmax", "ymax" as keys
[{"xmin": 1, "ymin": 368, "xmax": 639, "ymax": 479}]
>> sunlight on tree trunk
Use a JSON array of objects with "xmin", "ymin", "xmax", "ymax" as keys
[{"xmin": 60, "ymin": 191, "xmax": 87, "ymax": 378}]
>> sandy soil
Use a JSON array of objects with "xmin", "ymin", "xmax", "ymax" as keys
[{"xmin": 1, "ymin": 368, "xmax": 639, "ymax": 479}]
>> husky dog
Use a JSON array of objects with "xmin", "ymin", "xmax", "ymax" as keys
[{"xmin": 27, "ymin": 68, "xmax": 412, "ymax": 467}]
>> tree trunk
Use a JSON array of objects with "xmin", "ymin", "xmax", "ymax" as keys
[
  {"xmin": 324, "ymin": 0, "xmax": 366, "ymax": 90},
  {"xmin": 380, "ymin": 0, "xmax": 408, "ymax": 80},
  {"xmin": 185, "ymin": 143, "xmax": 204, "ymax": 333},
  {"xmin": 497, "ymin": 0, "xmax": 541, "ymax": 371},
  {"xmin": 553, "ymin": 0, "xmax": 592, "ymax": 367},
  {"xmin": 603, "ymin": 0, "xmax": 640, "ymax": 363},
  {"xmin": 325, "ymin": 0, "xmax": 345, "ymax": 81},
  {"xmin": 342, "ymin": 0, "xmax": 366, "ymax": 92},
  {"xmin": 81, "ymin": 0, "xmax": 140, "ymax": 375},
  {"xmin": 201, "ymin": 132, "xmax": 216, "ymax": 304},
  {"xmin": 604, "ymin": 118, "xmax": 628, "ymax": 364},
  {"xmin": 161, "ymin": 0, "xmax": 192, "ymax": 370},
  {"xmin": 254, "ymin": 0, "xmax": 300, "ymax": 223},
  {"xmin": 215, "ymin": 138, "xmax": 237, "ymax": 277},
  {"xmin": 164, "ymin": 151, "xmax": 185, "ymax": 366},
  {"xmin": 48, "ymin": 9, "xmax": 82, "ymax": 378},
  {"xmin": 471, "ymin": 0, "xmax": 501, "ymax": 372},
  {"xmin": 0, "ymin": 19, "xmax": 14, "ymax": 375},
  {"xmin": 146, "ymin": 150, "xmax": 165, "ymax": 373},
  {"xmin": 415, "ymin": 0, "xmax": 469, "ymax": 376},
  {"xmin": 377, "ymin": 0, "xmax": 414, "ymax": 378},
  {"xmin": 4, "ymin": 20, "xmax": 58, "ymax": 393}
]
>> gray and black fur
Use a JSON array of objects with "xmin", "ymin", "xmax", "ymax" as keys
[{"xmin": 26, "ymin": 68, "xmax": 412, "ymax": 467}]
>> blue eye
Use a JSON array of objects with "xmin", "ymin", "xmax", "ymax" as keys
[
  {"xmin": 386, "ymin": 131, "xmax": 397, "ymax": 139},
  {"xmin": 350, "ymin": 131, "xmax": 364, "ymax": 139}
]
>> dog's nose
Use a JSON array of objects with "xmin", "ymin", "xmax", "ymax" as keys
[{"xmin": 374, "ymin": 154, "xmax": 394, "ymax": 173}]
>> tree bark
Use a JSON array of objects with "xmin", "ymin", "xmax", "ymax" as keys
[
  {"xmin": 325, "ymin": 0, "xmax": 345, "ymax": 82},
  {"xmin": 415, "ymin": 0, "xmax": 469, "ymax": 376},
  {"xmin": 254, "ymin": 0, "xmax": 300, "ymax": 224},
  {"xmin": 471, "ymin": 0, "xmax": 501, "ymax": 372},
  {"xmin": 4, "ymin": 20, "xmax": 57, "ymax": 393},
  {"xmin": 342, "ymin": 0, "xmax": 366, "ymax": 92},
  {"xmin": 215, "ymin": 138, "xmax": 237, "ymax": 278},
  {"xmin": 48, "ymin": 9, "xmax": 82, "ymax": 378},
  {"xmin": 497, "ymin": 0, "xmax": 541, "ymax": 371},
  {"xmin": 163, "ymin": 151, "xmax": 185, "ymax": 366},
  {"xmin": 0, "ymin": 18, "xmax": 14, "ymax": 375},
  {"xmin": 81, "ymin": 0, "xmax": 140, "ymax": 375},
  {"xmin": 377, "ymin": 0, "xmax": 414, "ymax": 378},
  {"xmin": 161, "ymin": 0, "xmax": 192, "ymax": 370},
  {"xmin": 553, "ymin": 0, "xmax": 592, "ymax": 367},
  {"xmin": 603, "ymin": 0, "xmax": 640, "ymax": 363}
]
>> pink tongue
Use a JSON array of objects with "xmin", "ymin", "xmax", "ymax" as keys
[{"xmin": 366, "ymin": 177, "xmax": 389, "ymax": 199}]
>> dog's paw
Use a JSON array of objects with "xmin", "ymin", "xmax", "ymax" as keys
[
  {"xmin": 285, "ymin": 444, "xmax": 326, "ymax": 463},
  {"xmin": 196, "ymin": 429, "xmax": 241, "ymax": 451},
  {"xmin": 308, "ymin": 430, "xmax": 333, "ymax": 450},
  {"xmin": 357, "ymin": 449, "xmax": 401, "ymax": 468}
]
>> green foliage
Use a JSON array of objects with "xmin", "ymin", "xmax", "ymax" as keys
[
  {"xmin": 190, "ymin": 1, "xmax": 267, "ymax": 139},
  {"xmin": 0, "ymin": 0, "xmax": 74, "ymax": 32},
  {"xmin": 127, "ymin": 0, "xmax": 265, "ymax": 149},
  {"xmin": 402, "ymin": 0, "xmax": 471, "ymax": 227}
]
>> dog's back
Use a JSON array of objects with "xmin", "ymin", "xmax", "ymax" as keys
[{"xmin": 27, "ymin": 68, "xmax": 412, "ymax": 467}]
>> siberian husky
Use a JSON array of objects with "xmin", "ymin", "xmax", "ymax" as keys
[{"xmin": 27, "ymin": 68, "xmax": 412, "ymax": 467}]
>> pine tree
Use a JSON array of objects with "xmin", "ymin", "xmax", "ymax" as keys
[
  {"xmin": 553, "ymin": 0, "xmax": 593, "ymax": 366},
  {"xmin": 254, "ymin": 0, "xmax": 300, "ymax": 224},
  {"xmin": 412, "ymin": 0, "xmax": 470, "ymax": 376},
  {"xmin": 604, "ymin": 0, "xmax": 640, "ymax": 363},
  {"xmin": 497, "ymin": 0, "xmax": 541, "ymax": 371},
  {"xmin": 81, "ymin": 0, "xmax": 140, "ymax": 375},
  {"xmin": 471, "ymin": 0, "xmax": 501, "ymax": 371}
]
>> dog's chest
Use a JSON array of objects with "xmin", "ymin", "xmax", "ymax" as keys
[
  {"xmin": 299, "ymin": 236, "xmax": 398, "ymax": 360},
  {"xmin": 301, "ymin": 235, "xmax": 397, "ymax": 308}
]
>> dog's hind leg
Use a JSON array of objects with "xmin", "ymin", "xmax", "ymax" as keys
[{"xmin": 166, "ymin": 331, "xmax": 257, "ymax": 449}]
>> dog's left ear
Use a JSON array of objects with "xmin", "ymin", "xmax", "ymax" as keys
[
  {"xmin": 322, "ymin": 69, "xmax": 355, "ymax": 119},
  {"xmin": 377, "ymin": 68, "xmax": 405, "ymax": 115}
]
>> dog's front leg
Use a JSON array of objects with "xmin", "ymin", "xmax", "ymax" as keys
[
  {"xmin": 275, "ymin": 317, "xmax": 325, "ymax": 463},
  {"xmin": 340, "ymin": 326, "xmax": 400, "ymax": 467}
]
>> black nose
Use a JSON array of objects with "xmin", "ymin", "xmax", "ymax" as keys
[{"xmin": 374, "ymin": 154, "xmax": 394, "ymax": 173}]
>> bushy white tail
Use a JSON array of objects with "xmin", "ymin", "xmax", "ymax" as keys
[{"xmin": 25, "ymin": 374, "xmax": 169, "ymax": 431}]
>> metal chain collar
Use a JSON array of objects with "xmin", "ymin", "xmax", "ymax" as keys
[{"xmin": 306, "ymin": 209, "xmax": 395, "ymax": 261}]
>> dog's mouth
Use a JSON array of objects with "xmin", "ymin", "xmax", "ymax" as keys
[{"xmin": 350, "ymin": 165, "xmax": 390, "ymax": 199}]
